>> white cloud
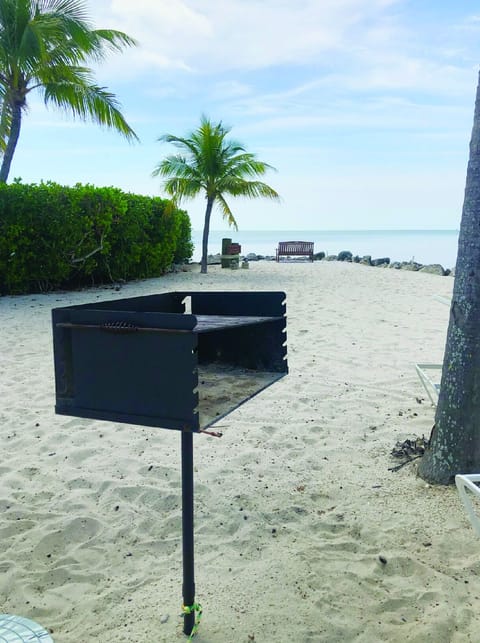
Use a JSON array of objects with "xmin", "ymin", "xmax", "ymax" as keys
[
  {"xmin": 87, "ymin": 0, "xmax": 406, "ymax": 74},
  {"xmin": 85, "ymin": 0, "xmax": 478, "ymax": 107}
]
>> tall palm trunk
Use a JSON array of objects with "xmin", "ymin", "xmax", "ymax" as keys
[
  {"xmin": 418, "ymin": 71, "xmax": 480, "ymax": 484},
  {"xmin": 200, "ymin": 196, "xmax": 215, "ymax": 274},
  {"xmin": 0, "ymin": 102, "xmax": 22, "ymax": 183}
]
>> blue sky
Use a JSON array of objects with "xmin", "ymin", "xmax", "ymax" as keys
[{"xmin": 9, "ymin": 0, "xmax": 480, "ymax": 231}]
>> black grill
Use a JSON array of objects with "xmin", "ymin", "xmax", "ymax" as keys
[
  {"xmin": 51, "ymin": 290, "xmax": 287, "ymax": 637},
  {"xmin": 52, "ymin": 291, "xmax": 287, "ymax": 431}
]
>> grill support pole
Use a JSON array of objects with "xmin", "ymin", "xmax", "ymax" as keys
[{"xmin": 181, "ymin": 431, "xmax": 195, "ymax": 636}]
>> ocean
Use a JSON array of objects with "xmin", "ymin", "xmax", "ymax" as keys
[{"xmin": 191, "ymin": 229, "xmax": 460, "ymax": 268}]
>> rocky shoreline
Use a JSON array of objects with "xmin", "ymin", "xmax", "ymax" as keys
[{"xmin": 205, "ymin": 250, "xmax": 454, "ymax": 276}]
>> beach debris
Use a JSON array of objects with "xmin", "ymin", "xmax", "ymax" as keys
[
  {"xmin": 391, "ymin": 435, "xmax": 428, "ymax": 458},
  {"xmin": 389, "ymin": 435, "xmax": 429, "ymax": 472},
  {"xmin": 378, "ymin": 555, "xmax": 387, "ymax": 565}
]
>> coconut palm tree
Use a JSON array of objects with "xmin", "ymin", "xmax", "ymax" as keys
[
  {"xmin": 0, "ymin": 0, "xmax": 138, "ymax": 183},
  {"xmin": 418, "ymin": 70, "xmax": 480, "ymax": 484},
  {"xmin": 153, "ymin": 115, "xmax": 280, "ymax": 273}
]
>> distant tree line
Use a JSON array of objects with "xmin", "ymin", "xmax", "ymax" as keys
[{"xmin": 0, "ymin": 181, "xmax": 192, "ymax": 294}]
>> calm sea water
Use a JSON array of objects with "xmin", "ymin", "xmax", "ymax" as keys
[{"xmin": 191, "ymin": 229, "xmax": 460, "ymax": 268}]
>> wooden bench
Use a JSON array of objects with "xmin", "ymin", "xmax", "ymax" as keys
[{"xmin": 276, "ymin": 241, "xmax": 314, "ymax": 262}]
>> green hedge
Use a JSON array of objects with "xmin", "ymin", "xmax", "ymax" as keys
[{"xmin": 0, "ymin": 181, "xmax": 193, "ymax": 294}]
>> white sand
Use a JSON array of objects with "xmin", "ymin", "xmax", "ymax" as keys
[{"xmin": 1, "ymin": 260, "xmax": 479, "ymax": 643}]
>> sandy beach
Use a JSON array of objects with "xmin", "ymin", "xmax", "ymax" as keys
[{"xmin": 1, "ymin": 260, "xmax": 479, "ymax": 643}]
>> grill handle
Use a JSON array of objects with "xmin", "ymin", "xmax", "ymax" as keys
[{"xmin": 56, "ymin": 322, "xmax": 189, "ymax": 334}]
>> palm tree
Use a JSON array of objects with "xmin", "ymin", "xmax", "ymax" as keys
[
  {"xmin": 0, "ymin": 0, "xmax": 138, "ymax": 183},
  {"xmin": 418, "ymin": 70, "xmax": 480, "ymax": 484},
  {"xmin": 153, "ymin": 115, "xmax": 280, "ymax": 273}
]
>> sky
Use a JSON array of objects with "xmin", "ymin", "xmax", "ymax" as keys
[{"xmin": 8, "ymin": 0, "xmax": 480, "ymax": 231}]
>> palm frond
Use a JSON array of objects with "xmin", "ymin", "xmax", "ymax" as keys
[
  {"xmin": 43, "ymin": 77, "xmax": 138, "ymax": 140},
  {"xmin": 92, "ymin": 29, "xmax": 138, "ymax": 53},
  {"xmin": 37, "ymin": 1, "xmax": 90, "ymax": 22},
  {"xmin": 162, "ymin": 177, "xmax": 203, "ymax": 202},
  {"xmin": 223, "ymin": 152, "xmax": 277, "ymax": 178},
  {"xmin": 157, "ymin": 133, "xmax": 203, "ymax": 161},
  {"xmin": 216, "ymin": 194, "xmax": 238, "ymax": 229},
  {"xmin": 220, "ymin": 178, "xmax": 280, "ymax": 200},
  {"xmin": 152, "ymin": 155, "xmax": 203, "ymax": 182},
  {"xmin": 0, "ymin": 98, "xmax": 12, "ymax": 152}
]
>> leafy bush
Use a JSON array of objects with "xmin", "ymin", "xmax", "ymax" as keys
[{"xmin": 0, "ymin": 181, "xmax": 193, "ymax": 294}]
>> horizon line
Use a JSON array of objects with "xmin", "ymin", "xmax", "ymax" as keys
[{"xmin": 198, "ymin": 228, "xmax": 460, "ymax": 233}]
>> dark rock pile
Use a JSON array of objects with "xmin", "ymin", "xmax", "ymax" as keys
[
  {"xmin": 204, "ymin": 250, "xmax": 453, "ymax": 275},
  {"xmin": 324, "ymin": 252, "xmax": 452, "ymax": 276}
]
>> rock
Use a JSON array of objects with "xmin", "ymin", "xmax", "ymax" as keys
[
  {"xmin": 359, "ymin": 255, "xmax": 372, "ymax": 266},
  {"xmin": 325, "ymin": 254, "xmax": 338, "ymax": 261},
  {"xmin": 314, "ymin": 251, "xmax": 325, "ymax": 261},
  {"xmin": 419, "ymin": 264, "xmax": 445, "ymax": 276},
  {"xmin": 389, "ymin": 261, "xmax": 402, "ymax": 269},
  {"xmin": 207, "ymin": 253, "xmax": 221, "ymax": 265},
  {"xmin": 400, "ymin": 261, "xmax": 422, "ymax": 271},
  {"xmin": 337, "ymin": 250, "xmax": 353, "ymax": 262},
  {"xmin": 371, "ymin": 257, "xmax": 390, "ymax": 267},
  {"xmin": 170, "ymin": 263, "xmax": 191, "ymax": 273},
  {"xmin": 352, "ymin": 255, "xmax": 361, "ymax": 263}
]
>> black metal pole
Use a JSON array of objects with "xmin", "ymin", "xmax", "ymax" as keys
[{"xmin": 181, "ymin": 430, "xmax": 195, "ymax": 636}]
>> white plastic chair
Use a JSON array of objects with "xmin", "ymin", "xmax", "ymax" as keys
[
  {"xmin": 432, "ymin": 295, "xmax": 451, "ymax": 306},
  {"xmin": 0, "ymin": 614, "xmax": 53, "ymax": 642},
  {"xmin": 455, "ymin": 474, "xmax": 480, "ymax": 537},
  {"xmin": 415, "ymin": 363, "xmax": 442, "ymax": 406}
]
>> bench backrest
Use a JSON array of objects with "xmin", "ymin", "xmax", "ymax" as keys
[{"xmin": 278, "ymin": 241, "xmax": 313, "ymax": 253}]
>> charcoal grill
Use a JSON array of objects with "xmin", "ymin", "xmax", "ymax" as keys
[{"xmin": 52, "ymin": 290, "xmax": 287, "ymax": 636}]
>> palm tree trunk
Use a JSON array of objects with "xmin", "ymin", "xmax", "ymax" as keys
[
  {"xmin": 200, "ymin": 197, "xmax": 215, "ymax": 274},
  {"xmin": 0, "ymin": 102, "xmax": 22, "ymax": 183},
  {"xmin": 418, "ymin": 71, "xmax": 480, "ymax": 484}
]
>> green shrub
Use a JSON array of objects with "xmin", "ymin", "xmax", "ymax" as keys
[
  {"xmin": 0, "ymin": 181, "xmax": 193, "ymax": 294},
  {"xmin": 174, "ymin": 208, "xmax": 194, "ymax": 264}
]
